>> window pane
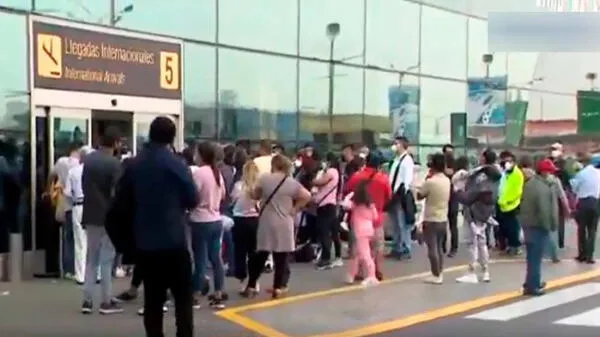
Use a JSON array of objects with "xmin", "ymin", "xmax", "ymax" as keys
[
  {"xmin": 2, "ymin": 0, "xmax": 30, "ymax": 10},
  {"xmin": 507, "ymin": 53, "xmax": 538, "ymax": 87},
  {"xmin": 467, "ymin": 18, "xmax": 507, "ymax": 77},
  {"xmin": 0, "ymin": 13, "xmax": 30, "ymax": 250},
  {"xmin": 420, "ymin": 78, "xmax": 466, "ymax": 144},
  {"xmin": 32, "ymin": 0, "xmax": 109, "ymax": 23},
  {"xmin": 116, "ymin": 0, "xmax": 215, "ymax": 41},
  {"xmin": 365, "ymin": 0, "xmax": 419, "ymax": 70},
  {"xmin": 421, "ymin": 6, "xmax": 467, "ymax": 79},
  {"xmin": 184, "ymin": 44, "xmax": 216, "ymax": 141},
  {"xmin": 299, "ymin": 0, "xmax": 364, "ymax": 63},
  {"xmin": 219, "ymin": 0, "xmax": 297, "ymax": 54},
  {"xmin": 364, "ymin": 70, "xmax": 419, "ymax": 146},
  {"xmin": 218, "ymin": 49, "xmax": 297, "ymax": 141},
  {"xmin": 299, "ymin": 60, "xmax": 363, "ymax": 148}
]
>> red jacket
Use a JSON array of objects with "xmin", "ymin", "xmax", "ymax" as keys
[{"xmin": 344, "ymin": 167, "xmax": 392, "ymax": 228}]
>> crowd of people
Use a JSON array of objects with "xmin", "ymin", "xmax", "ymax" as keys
[{"xmin": 50, "ymin": 116, "xmax": 600, "ymax": 337}]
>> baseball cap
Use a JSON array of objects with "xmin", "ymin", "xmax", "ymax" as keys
[{"xmin": 537, "ymin": 158, "xmax": 558, "ymax": 174}]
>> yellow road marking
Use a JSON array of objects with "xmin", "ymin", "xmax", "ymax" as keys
[
  {"xmin": 218, "ymin": 259, "xmax": 520, "ymax": 315},
  {"xmin": 307, "ymin": 267, "xmax": 600, "ymax": 337},
  {"xmin": 218, "ymin": 310, "xmax": 291, "ymax": 337}
]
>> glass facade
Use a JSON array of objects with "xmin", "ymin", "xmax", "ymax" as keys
[{"xmin": 1, "ymin": 0, "xmax": 597, "ymax": 252}]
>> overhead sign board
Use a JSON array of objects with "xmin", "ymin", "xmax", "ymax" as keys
[{"xmin": 31, "ymin": 18, "xmax": 182, "ymax": 99}]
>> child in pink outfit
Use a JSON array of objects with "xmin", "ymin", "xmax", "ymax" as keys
[{"xmin": 340, "ymin": 184, "xmax": 379, "ymax": 286}]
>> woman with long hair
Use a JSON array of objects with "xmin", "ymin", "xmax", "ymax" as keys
[
  {"xmin": 312, "ymin": 152, "xmax": 343, "ymax": 270},
  {"xmin": 189, "ymin": 141, "xmax": 227, "ymax": 309},
  {"xmin": 231, "ymin": 160, "xmax": 260, "ymax": 290},
  {"xmin": 241, "ymin": 155, "xmax": 311, "ymax": 299}
]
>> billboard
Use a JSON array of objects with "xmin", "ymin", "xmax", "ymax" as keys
[
  {"xmin": 576, "ymin": 90, "xmax": 600, "ymax": 135},
  {"xmin": 504, "ymin": 100, "xmax": 529, "ymax": 147},
  {"xmin": 389, "ymin": 85, "xmax": 420, "ymax": 144},
  {"xmin": 31, "ymin": 18, "xmax": 182, "ymax": 99},
  {"xmin": 466, "ymin": 76, "xmax": 508, "ymax": 127}
]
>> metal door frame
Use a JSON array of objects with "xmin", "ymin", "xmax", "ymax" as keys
[{"xmin": 38, "ymin": 107, "xmax": 92, "ymax": 165}]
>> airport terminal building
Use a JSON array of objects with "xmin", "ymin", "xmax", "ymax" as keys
[{"xmin": 0, "ymin": 0, "xmax": 596, "ymax": 278}]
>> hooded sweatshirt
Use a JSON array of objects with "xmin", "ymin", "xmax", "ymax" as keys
[{"xmin": 458, "ymin": 165, "xmax": 502, "ymax": 224}]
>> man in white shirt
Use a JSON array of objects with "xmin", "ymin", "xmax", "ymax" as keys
[
  {"xmin": 64, "ymin": 146, "xmax": 94, "ymax": 284},
  {"xmin": 253, "ymin": 140, "xmax": 273, "ymax": 175},
  {"xmin": 387, "ymin": 136, "xmax": 415, "ymax": 259}
]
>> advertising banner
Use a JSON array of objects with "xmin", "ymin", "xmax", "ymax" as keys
[
  {"xmin": 31, "ymin": 18, "xmax": 182, "ymax": 99},
  {"xmin": 466, "ymin": 75, "xmax": 508, "ymax": 127},
  {"xmin": 576, "ymin": 90, "xmax": 600, "ymax": 135},
  {"xmin": 389, "ymin": 85, "xmax": 420, "ymax": 144},
  {"xmin": 450, "ymin": 112, "xmax": 467, "ymax": 145},
  {"xmin": 504, "ymin": 100, "xmax": 529, "ymax": 147}
]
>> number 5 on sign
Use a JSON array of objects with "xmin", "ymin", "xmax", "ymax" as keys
[{"xmin": 160, "ymin": 51, "xmax": 179, "ymax": 90}]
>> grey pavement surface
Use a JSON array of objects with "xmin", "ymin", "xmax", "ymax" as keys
[
  {"xmin": 0, "ymin": 221, "xmax": 591, "ymax": 337},
  {"xmin": 239, "ymin": 260, "xmax": 599, "ymax": 337},
  {"xmin": 0, "ymin": 244, "xmax": 471, "ymax": 337},
  {"xmin": 374, "ymin": 278, "xmax": 600, "ymax": 337}
]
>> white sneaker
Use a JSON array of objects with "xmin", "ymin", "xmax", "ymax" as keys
[
  {"xmin": 331, "ymin": 258, "xmax": 344, "ymax": 268},
  {"xmin": 344, "ymin": 274, "xmax": 355, "ymax": 285},
  {"xmin": 361, "ymin": 277, "xmax": 380, "ymax": 287},
  {"xmin": 424, "ymin": 275, "xmax": 443, "ymax": 285},
  {"xmin": 456, "ymin": 273, "xmax": 479, "ymax": 284},
  {"xmin": 115, "ymin": 267, "xmax": 126, "ymax": 278},
  {"xmin": 481, "ymin": 271, "xmax": 491, "ymax": 283},
  {"xmin": 340, "ymin": 221, "xmax": 349, "ymax": 232}
]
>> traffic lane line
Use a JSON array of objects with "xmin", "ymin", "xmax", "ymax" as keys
[
  {"xmin": 215, "ymin": 259, "xmax": 521, "ymax": 337},
  {"xmin": 218, "ymin": 259, "xmax": 523, "ymax": 315},
  {"xmin": 306, "ymin": 268, "xmax": 600, "ymax": 337}
]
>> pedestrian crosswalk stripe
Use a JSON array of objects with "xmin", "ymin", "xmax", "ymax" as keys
[
  {"xmin": 465, "ymin": 282, "xmax": 600, "ymax": 321},
  {"xmin": 554, "ymin": 307, "xmax": 600, "ymax": 327}
]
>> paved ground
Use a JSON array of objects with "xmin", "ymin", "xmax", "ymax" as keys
[
  {"xmin": 0, "ymin": 221, "xmax": 594, "ymax": 337},
  {"xmin": 373, "ymin": 277, "xmax": 600, "ymax": 337}
]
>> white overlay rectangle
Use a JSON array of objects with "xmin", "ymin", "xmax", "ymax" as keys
[{"xmin": 554, "ymin": 306, "xmax": 600, "ymax": 327}]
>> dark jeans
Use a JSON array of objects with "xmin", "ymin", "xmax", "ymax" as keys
[
  {"xmin": 316, "ymin": 204, "xmax": 341, "ymax": 262},
  {"xmin": 523, "ymin": 227, "xmax": 549, "ymax": 290},
  {"xmin": 232, "ymin": 216, "xmax": 258, "ymax": 281},
  {"xmin": 558, "ymin": 207, "xmax": 566, "ymax": 248},
  {"xmin": 444, "ymin": 212, "xmax": 459, "ymax": 253},
  {"xmin": 189, "ymin": 220, "xmax": 225, "ymax": 293},
  {"xmin": 575, "ymin": 197, "xmax": 599, "ymax": 260},
  {"xmin": 247, "ymin": 251, "xmax": 290, "ymax": 290},
  {"xmin": 61, "ymin": 210, "xmax": 75, "ymax": 275},
  {"xmin": 497, "ymin": 208, "xmax": 521, "ymax": 249},
  {"xmin": 423, "ymin": 221, "xmax": 447, "ymax": 277},
  {"xmin": 139, "ymin": 248, "xmax": 193, "ymax": 337}
]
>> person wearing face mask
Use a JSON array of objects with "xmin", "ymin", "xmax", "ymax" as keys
[
  {"xmin": 549, "ymin": 142, "xmax": 572, "ymax": 249},
  {"xmin": 386, "ymin": 136, "xmax": 416, "ymax": 259},
  {"xmin": 496, "ymin": 151, "xmax": 525, "ymax": 256},
  {"xmin": 518, "ymin": 159, "xmax": 561, "ymax": 296}
]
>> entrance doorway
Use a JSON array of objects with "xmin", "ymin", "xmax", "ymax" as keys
[{"xmin": 91, "ymin": 110, "xmax": 133, "ymax": 153}]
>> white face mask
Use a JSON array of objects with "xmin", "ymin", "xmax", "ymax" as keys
[
  {"xmin": 321, "ymin": 162, "xmax": 327, "ymax": 170},
  {"xmin": 504, "ymin": 162, "xmax": 514, "ymax": 171},
  {"xmin": 294, "ymin": 159, "xmax": 302, "ymax": 168},
  {"xmin": 550, "ymin": 150, "xmax": 561, "ymax": 158},
  {"xmin": 390, "ymin": 144, "xmax": 398, "ymax": 153}
]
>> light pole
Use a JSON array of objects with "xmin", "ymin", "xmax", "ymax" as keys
[
  {"xmin": 109, "ymin": 2, "xmax": 134, "ymax": 26},
  {"xmin": 391, "ymin": 63, "xmax": 420, "ymax": 87},
  {"xmin": 586, "ymin": 72, "xmax": 597, "ymax": 90},
  {"xmin": 326, "ymin": 22, "xmax": 340, "ymax": 150}
]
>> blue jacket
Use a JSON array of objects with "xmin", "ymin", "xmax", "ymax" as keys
[{"xmin": 130, "ymin": 145, "xmax": 198, "ymax": 251}]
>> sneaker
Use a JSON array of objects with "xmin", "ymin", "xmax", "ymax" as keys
[
  {"xmin": 331, "ymin": 258, "xmax": 344, "ymax": 268},
  {"xmin": 456, "ymin": 273, "xmax": 479, "ymax": 284},
  {"xmin": 115, "ymin": 267, "xmax": 126, "ymax": 278},
  {"xmin": 81, "ymin": 300, "xmax": 93, "ymax": 314},
  {"xmin": 115, "ymin": 289, "xmax": 138, "ymax": 302},
  {"xmin": 192, "ymin": 298, "xmax": 202, "ymax": 310},
  {"xmin": 424, "ymin": 275, "xmax": 443, "ymax": 285},
  {"xmin": 208, "ymin": 293, "xmax": 227, "ymax": 309},
  {"xmin": 481, "ymin": 271, "xmax": 491, "ymax": 283},
  {"xmin": 344, "ymin": 274, "xmax": 355, "ymax": 285},
  {"xmin": 316, "ymin": 260, "xmax": 333, "ymax": 270},
  {"xmin": 99, "ymin": 300, "xmax": 124, "ymax": 315},
  {"xmin": 361, "ymin": 277, "xmax": 380, "ymax": 287},
  {"xmin": 137, "ymin": 305, "xmax": 168, "ymax": 316}
]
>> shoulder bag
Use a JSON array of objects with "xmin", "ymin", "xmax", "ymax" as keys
[{"xmin": 258, "ymin": 175, "xmax": 288, "ymax": 218}]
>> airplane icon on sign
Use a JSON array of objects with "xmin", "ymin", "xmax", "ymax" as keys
[{"xmin": 37, "ymin": 33, "xmax": 63, "ymax": 79}]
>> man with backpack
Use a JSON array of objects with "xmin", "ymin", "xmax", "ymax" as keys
[{"xmin": 344, "ymin": 151, "xmax": 392, "ymax": 280}]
